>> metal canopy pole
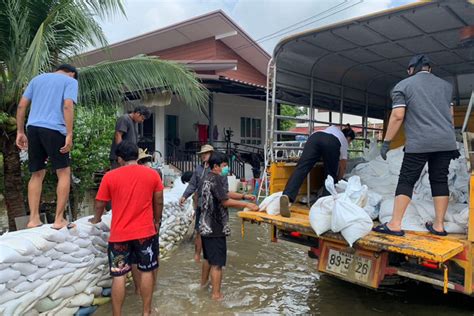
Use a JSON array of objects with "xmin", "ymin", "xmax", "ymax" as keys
[
  {"xmin": 307, "ymin": 78, "xmax": 314, "ymax": 207},
  {"xmin": 339, "ymin": 87, "xmax": 344, "ymax": 126},
  {"xmin": 364, "ymin": 92, "xmax": 369, "ymax": 139}
]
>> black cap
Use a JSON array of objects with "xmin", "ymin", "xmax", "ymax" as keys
[
  {"xmin": 407, "ymin": 54, "xmax": 431, "ymax": 69},
  {"xmin": 55, "ymin": 64, "xmax": 78, "ymax": 79}
]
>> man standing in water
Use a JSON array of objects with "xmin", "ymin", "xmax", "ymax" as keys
[
  {"xmin": 16, "ymin": 64, "xmax": 78, "ymax": 229},
  {"xmin": 199, "ymin": 152, "xmax": 259, "ymax": 300},
  {"xmin": 91, "ymin": 141, "xmax": 163, "ymax": 316}
]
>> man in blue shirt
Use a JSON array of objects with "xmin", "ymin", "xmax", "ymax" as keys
[{"xmin": 16, "ymin": 64, "xmax": 78, "ymax": 229}]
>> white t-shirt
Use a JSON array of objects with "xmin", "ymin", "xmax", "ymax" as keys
[{"xmin": 320, "ymin": 125, "xmax": 349, "ymax": 160}]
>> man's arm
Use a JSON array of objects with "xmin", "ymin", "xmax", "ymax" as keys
[
  {"xmin": 222, "ymin": 198, "xmax": 258, "ymax": 211},
  {"xmin": 384, "ymin": 107, "xmax": 406, "ymax": 141},
  {"xmin": 16, "ymin": 97, "xmax": 31, "ymax": 150},
  {"xmin": 338, "ymin": 159, "xmax": 347, "ymax": 180},
  {"xmin": 114, "ymin": 131, "xmax": 124, "ymax": 145},
  {"xmin": 153, "ymin": 191, "xmax": 164, "ymax": 233},
  {"xmin": 227, "ymin": 191, "xmax": 256, "ymax": 202},
  {"xmin": 450, "ymin": 105, "xmax": 454, "ymax": 126},
  {"xmin": 180, "ymin": 171, "xmax": 198, "ymax": 205},
  {"xmin": 60, "ymin": 99, "xmax": 74, "ymax": 154},
  {"xmin": 90, "ymin": 200, "xmax": 107, "ymax": 224}
]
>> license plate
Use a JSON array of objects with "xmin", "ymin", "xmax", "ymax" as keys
[{"xmin": 326, "ymin": 248, "xmax": 373, "ymax": 283}]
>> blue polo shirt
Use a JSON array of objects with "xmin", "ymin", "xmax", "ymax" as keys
[{"xmin": 23, "ymin": 73, "xmax": 78, "ymax": 135}]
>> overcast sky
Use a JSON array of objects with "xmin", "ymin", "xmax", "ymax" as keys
[{"xmin": 98, "ymin": 0, "xmax": 418, "ymax": 54}]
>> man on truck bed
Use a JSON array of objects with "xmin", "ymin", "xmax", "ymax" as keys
[
  {"xmin": 373, "ymin": 54, "xmax": 459, "ymax": 237},
  {"xmin": 280, "ymin": 124, "xmax": 355, "ymax": 218}
]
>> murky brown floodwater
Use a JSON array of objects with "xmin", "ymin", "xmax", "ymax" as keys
[{"xmin": 95, "ymin": 211, "xmax": 474, "ymax": 315}]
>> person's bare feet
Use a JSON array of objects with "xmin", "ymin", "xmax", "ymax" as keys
[
  {"xmin": 211, "ymin": 293, "xmax": 224, "ymax": 301},
  {"xmin": 26, "ymin": 219, "xmax": 43, "ymax": 228},
  {"xmin": 52, "ymin": 218, "xmax": 76, "ymax": 230}
]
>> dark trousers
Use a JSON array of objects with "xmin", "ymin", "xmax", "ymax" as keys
[
  {"xmin": 396, "ymin": 150, "xmax": 458, "ymax": 198},
  {"xmin": 283, "ymin": 132, "xmax": 341, "ymax": 202}
]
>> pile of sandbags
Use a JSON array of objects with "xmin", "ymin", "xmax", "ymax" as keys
[
  {"xmin": 0, "ymin": 180, "xmax": 195, "ymax": 316},
  {"xmin": 0, "ymin": 217, "xmax": 112, "ymax": 316},
  {"xmin": 349, "ymin": 142, "xmax": 470, "ymax": 233}
]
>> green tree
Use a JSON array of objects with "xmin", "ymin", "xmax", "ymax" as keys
[
  {"xmin": 0, "ymin": 0, "xmax": 208, "ymax": 230},
  {"xmin": 279, "ymin": 104, "xmax": 306, "ymax": 131}
]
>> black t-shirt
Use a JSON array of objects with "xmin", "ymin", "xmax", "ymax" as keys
[
  {"xmin": 199, "ymin": 172, "xmax": 230, "ymax": 237},
  {"xmin": 109, "ymin": 114, "xmax": 138, "ymax": 160}
]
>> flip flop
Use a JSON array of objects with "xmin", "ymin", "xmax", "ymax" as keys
[
  {"xmin": 51, "ymin": 223, "xmax": 76, "ymax": 230},
  {"xmin": 279, "ymin": 195, "xmax": 291, "ymax": 218},
  {"xmin": 372, "ymin": 223, "xmax": 405, "ymax": 236},
  {"xmin": 27, "ymin": 224, "xmax": 43, "ymax": 229},
  {"xmin": 425, "ymin": 222, "xmax": 448, "ymax": 236}
]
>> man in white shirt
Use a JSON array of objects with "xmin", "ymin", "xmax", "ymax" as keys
[{"xmin": 280, "ymin": 124, "xmax": 355, "ymax": 217}]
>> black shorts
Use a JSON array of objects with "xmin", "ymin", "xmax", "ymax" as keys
[
  {"xmin": 27, "ymin": 126, "xmax": 70, "ymax": 172},
  {"xmin": 107, "ymin": 234, "xmax": 159, "ymax": 277},
  {"xmin": 202, "ymin": 236, "xmax": 226, "ymax": 267},
  {"xmin": 194, "ymin": 207, "xmax": 201, "ymax": 231}
]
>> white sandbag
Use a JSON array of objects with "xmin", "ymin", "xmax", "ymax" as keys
[
  {"xmin": 0, "ymin": 283, "xmax": 6, "ymax": 294},
  {"xmin": 31, "ymin": 256, "xmax": 52, "ymax": 268},
  {"xmin": 259, "ymin": 192, "xmax": 282, "ymax": 215},
  {"xmin": 49, "ymin": 286, "xmax": 76, "ymax": 300},
  {"xmin": 6, "ymin": 276, "xmax": 27, "ymax": 289},
  {"xmin": 70, "ymin": 280, "xmax": 90, "ymax": 294},
  {"xmin": 52, "ymin": 306, "xmax": 79, "ymax": 316},
  {"xmin": 0, "ymin": 263, "xmax": 8, "ymax": 270},
  {"xmin": 59, "ymin": 254, "xmax": 90, "ymax": 264},
  {"xmin": 0, "ymin": 289, "xmax": 27, "ymax": 305},
  {"xmin": 97, "ymin": 279, "xmax": 113, "ymax": 288},
  {"xmin": 84, "ymin": 286, "xmax": 102, "ymax": 296},
  {"xmin": 12, "ymin": 279, "xmax": 44, "ymax": 293},
  {"xmin": 27, "ymin": 268, "xmax": 49, "ymax": 282},
  {"xmin": 47, "ymin": 260, "xmax": 68, "ymax": 269},
  {"xmin": 0, "ymin": 236, "xmax": 39, "ymax": 255},
  {"xmin": 91, "ymin": 236, "xmax": 108, "ymax": 248},
  {"xmin": 309, "ymin": 177, "xmax": 337, "ymax": 236},
  {"xmin": 54, "ymin": 242, "xmax": 80, "ymax": 254},
  {"xmin": 70, "ymin": 248, "xmax": 93, "ymax": 258},
  {"xmin": 13, "ymin": 282, "xmax": 51, "ymax": 316},
  {"xmin": 62, "ymin": 268, "xmax": 89, "ymax": 287},
  {"xmin": 44, "ymin": 249, "xmax": 62, "ymax": 260},
  {"xmin": 33, "ymin": 226, "xmax": 68, "ymax": 243},
  {"xmin": 364, "ymin": 191, "xmax": 383, "ymax": 220},
  {"xmin": 67, "ymin": 293, "xmax": 94, "ymax": 307},
  {"xmin": 20, "ymin": 233, "xmax": 57, "ymax": 251},
  {"xmin": 35, "ymin": 297, "xmax": 64, "ymax": 313},
  {"xmin": 74, "ymin": 239, "xmax": 92, "ymax": 248},
  {"xmin": 41, "ymin": 267, "xmax": 75, "ymax": 280},
  {"xmin": 0, "ymin": 268, "xmax": 21, "ymax": 283},
  {"xmin": 0, "ymin": 245, "xmax": 34, "ymax": 263},
  {"xmin": 23, "ymin": 309, "xmax": 39, "ymax": 316},
  {"xmin": 12, "ymin": 262, "xmax": 38, "ymax": 276}
]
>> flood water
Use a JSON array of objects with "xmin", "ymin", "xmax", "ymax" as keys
[{"xmin": 95, "ymin": 212, "xmax": 474, "ymax": 315}]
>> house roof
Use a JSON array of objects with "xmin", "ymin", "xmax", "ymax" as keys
[
  {"xmin": 272, "ymin": 0, "xmax": 474, "ymax": 119},
  {"xmin": 77, "ymin": 10, "xmax": 270, "ymax": 75}
]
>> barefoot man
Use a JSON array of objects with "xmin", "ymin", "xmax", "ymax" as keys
[{"xmin": 16, "ymin": 64, "xmax": 78, "ymax": 229}]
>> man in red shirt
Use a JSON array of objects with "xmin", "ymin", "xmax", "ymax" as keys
[{"xmin": 90, "ymin": 141, "xmax": 163, "ymax": 316}]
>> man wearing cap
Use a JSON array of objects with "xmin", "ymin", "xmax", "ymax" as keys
[
  {"xmin": 373, "ymin": 54, "xmax": 458, "ymax": 237},
  {"xmin": 109, "ymin": 106, "xmax": 151, "ymax": 169},
  {"xmin": 16, "ymin": 64, "xmax": 78, "ymax": 229}
]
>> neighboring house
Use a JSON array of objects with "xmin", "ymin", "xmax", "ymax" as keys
[{"xmin": 77, "ymin": 10, "xmax": 270, "ymax": 177}]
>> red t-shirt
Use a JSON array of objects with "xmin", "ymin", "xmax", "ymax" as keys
[{"xmin": 96, "ymin": 165, "xmax": 164, "ymax": 242}]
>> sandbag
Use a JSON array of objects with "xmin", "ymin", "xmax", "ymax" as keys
[
  {"xmin": 84, "ymin": 286, "xmax": 102, "ymax": 296},
  {"xmin": 0, "ymin": 289, "xmax": 27, "ymax": 305},
  {"xmin": 0, "ymin": 246, "xmax": 34, "ymax": 263},
  {"xmin": 67, "ymin": 293, "xmax": 94, "ymax": 308},
  {"xmin": 0, "ymin": 237, "xmax": 39, "ymax": 256},
  {"xmin": 258, "ymin": 192, "xmax": 282, "ymax": 215},
  {"xmin": 13, "ymin": 279, "xmax": 44, "ymax": 293},
  {"xmin": 12, "ymin": 262, "xmax": 38, "ymax": 276},
  {"xmin": 26, "ymin": 268, "xmax": 49, "ymax": 282},
  {"xmin": 32, "ymin": 256, "xmax": 52, "ymax": 268},
  {"xmin": 62, "ymin": 268, "xmax": 89, "ymax": 288},
  {"xmin": 44, "ymin": 249, "xmax": 62, "ymax": 260},
  {"xmin": 49, "ymin": 286, "xmax": 76, "ymax": 300},
  {"xmin": 55, "ymin": 242, "xmax": 80, "ymax": 254},
  {"xmin": 74, "ymin": 305, "xmax": 98, "ymax": 316},
  {"xmin": 41, "ymin": 268, "xmax": 75, "ymax": 280},
  {"xmin": 35, "ymin": 297, "xmax": 64, "ymax": 313},
  {"xmin": 97, "ymin": 279, "xmax": 112, "ymax": 288},
  {"xmin": 0, "ymin": 268, "xmax": 21, "ymax": 283},
  {"xmin": 6, "ymin": 276, "xmax": 27, "ymax": 289}
]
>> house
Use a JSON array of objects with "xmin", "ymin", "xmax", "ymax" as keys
[{"xmin": 77, "ymin": 11, "xmax": 270, "ymax": 178}]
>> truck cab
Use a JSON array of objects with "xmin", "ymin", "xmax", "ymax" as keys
[{"xmin": 239, "ymin": 0, "xmax": 474, "ymax": 295}]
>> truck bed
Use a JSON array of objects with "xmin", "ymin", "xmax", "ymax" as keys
[{"xmin": 238, "ymin": 206, "xmax": 466, "ymax": 263}]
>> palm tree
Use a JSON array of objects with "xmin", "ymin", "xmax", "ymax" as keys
[{"xmin": 0, "ymin": 0, "xmax": 208, "ymax": 230}]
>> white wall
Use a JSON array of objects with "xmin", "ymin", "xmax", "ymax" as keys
[{"xmin": 162, "ymin": 93, "xmax": 266, "ymax": 152}]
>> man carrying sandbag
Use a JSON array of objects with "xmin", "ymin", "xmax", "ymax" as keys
[
  {"xmin": 279, "ymin": 125, "xmax": 356, "ymax": 217},
  {"xmin": 373, "ymin": 54, "xmax": 459, "ymax": 237},
  {"xmin": 199, "ymin": 152, "xmax": 259, "ymax": 300},
  {"xmin": 90, "ymin": 141, "xmax": 163, "ymax": 316},
  {"xmin": 16, "ymin": 64, "xmax": 78, "ymax": 229}
]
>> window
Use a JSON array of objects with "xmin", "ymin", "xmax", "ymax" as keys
[{"xmin": 241, "ymin": 117, "xmax": 262, "ymax": 145}]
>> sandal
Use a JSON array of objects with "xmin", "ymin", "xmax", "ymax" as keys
[
  {"xmin": 372, "ymin": 223, "xmax": 405, "ymax": 236},
  {"xmin": 51, "ymin": 223, "xmax": 76, "ymax": 230},
  {"xmin": 279, "ymin": 195, "xmax": 291, "ymax": 218},
  {"xmin": 425, "ymin": 222, "xmax": 448, "ymax": 236}
]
